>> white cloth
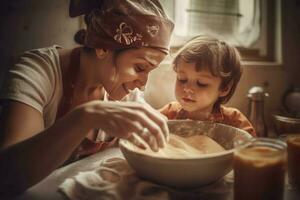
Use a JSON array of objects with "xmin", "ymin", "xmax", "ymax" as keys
[
  {"xmin": 121, "ymin": 88, "xmax": 146, "ymax": 104},
  {"xmin": 59, "ymin": 157, "xmax": 170, "ymax": 200},
  {"xmin": 59, "ymin": 157, "xmax": 234, "ymax": 200},
  {"xmin": 0, "ymin": 45, "xmax": 63, "ymax": 128}
]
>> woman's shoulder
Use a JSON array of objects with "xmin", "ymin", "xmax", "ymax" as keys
[
  {"xmin": 14, "ymin": 45, "xmax": 64, "ymax": 83},
  {"xmin": 20, "ymin": 45, "xmax": 62, "ymax": 62},
  {"xmin": 0, "ymin": 45, "xmax": 64, "ymax": 116}
]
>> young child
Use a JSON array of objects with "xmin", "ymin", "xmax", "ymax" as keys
[{"xmin": 159, "ymin": 35, "xmax": 256, "ymax": 136}]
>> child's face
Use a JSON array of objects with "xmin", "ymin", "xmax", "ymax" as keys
[{"xmin": 175, "ymin": 59, "xmax": 226, "ymax": 113}]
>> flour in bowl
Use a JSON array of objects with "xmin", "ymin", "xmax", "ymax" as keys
[{"xmin": 130, "ymin": 134, "xmax": 225, "ymax": 158}]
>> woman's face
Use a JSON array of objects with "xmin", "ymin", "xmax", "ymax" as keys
[
  {"xmin": 175, "ymin": 59, "xmax": 226, "ymax": 114},
  {"xmin": 102, "ymin": 48, "xmax": 166, "ymax": 100}
]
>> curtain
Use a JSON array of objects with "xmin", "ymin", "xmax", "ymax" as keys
[{"xmin": 171, "ymin": 0, "xmax": 260, "ymax": 47}]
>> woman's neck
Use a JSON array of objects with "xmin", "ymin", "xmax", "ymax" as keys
[
  {"xmin": 59, "ymin": 47, "xmax": 104, "ymax": 98},
  {"xmin": 77, "ymin": 48, "xmax": 103, "ymax": 90}
]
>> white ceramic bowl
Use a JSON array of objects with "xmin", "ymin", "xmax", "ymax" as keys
[{"xmin": 120, "ymin": 120, "xmax": 252, "ymax": 188}]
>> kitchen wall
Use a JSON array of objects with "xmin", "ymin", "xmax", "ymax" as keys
[
  {"xmin": 282, "ymin": 0, "xmax": 300, "ymax": 88},
  {"xmin": 0, "ymin": 0, "xmax": 298, "ymax": 132},
  {"xmin": 0, "ymin": 0, "xmax": 79, "ymax": 87}
]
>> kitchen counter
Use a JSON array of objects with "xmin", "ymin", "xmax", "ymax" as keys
[{"xmin": 14, "ymin": 147, "xmax": 300, "ymax": 200}]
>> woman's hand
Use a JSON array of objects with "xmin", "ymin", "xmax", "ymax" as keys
[{"xmin": 77, "ymin": 100, "xmax": 169, "ymax": 151}]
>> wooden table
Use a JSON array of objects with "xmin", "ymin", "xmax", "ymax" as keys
[{"xmin": 14, "ymin": 147, "xmax": 300, "ymax": 200}]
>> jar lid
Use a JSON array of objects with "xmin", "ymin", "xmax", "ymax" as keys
[{"xmin": 247, "ymin": 86, "xmax": 269, "ymax": 101}]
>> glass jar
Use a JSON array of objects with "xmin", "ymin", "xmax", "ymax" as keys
[
  {"xmin": 234, "ymin": 138, "xmax": 286, "ymax": 200},
  {"xmin": 287, "ymin": 134, "xmax": 300, "ymax": 189}
]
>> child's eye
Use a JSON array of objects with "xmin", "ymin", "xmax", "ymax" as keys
[
  {"xmin": 134, "ymin": 64, "xmax": 146, "ymax": 73},
  {"xmin": 197, "ymin": 81, "xmax": 208, "ymax": 87},
  {"xmin": 177, "ymin": 78, "xmax": 187, "ymax": 84}
]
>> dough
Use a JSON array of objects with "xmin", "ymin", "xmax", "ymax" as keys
[{"xmin": 129, "ymin": 134, "xmax": 225, "ymax": 158}]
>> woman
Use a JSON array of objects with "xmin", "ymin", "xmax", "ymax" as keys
[{"xmin": 0, "ymin": 0, "xmax": 174, "ymax": 196}]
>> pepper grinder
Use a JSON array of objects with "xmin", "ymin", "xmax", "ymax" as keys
[{"xmin": 247, "ymin": 86, "xmax": 269, "ymax": 137}]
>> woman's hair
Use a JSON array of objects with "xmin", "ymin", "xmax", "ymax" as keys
[
  {"xmin": 74, "ymin": 15, "xmax": 92, "ymax": 51},
  {"xmin": 173, "ymin": 35, "xmax": 242, "ymax": 108}
]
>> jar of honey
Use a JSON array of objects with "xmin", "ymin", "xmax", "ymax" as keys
[
  {"xmin": 234, "ymin": 138, "xmax": 286, "ymax": 200},
  {"xmin": 287, "ymin": 134, "xmax": 300, "ymax": 189}
]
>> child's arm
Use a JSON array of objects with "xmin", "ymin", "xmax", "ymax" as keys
[
  {"xmin": 235, "ymin": 115, "xmax": 257, "ymax": 137},
  {"xmin": 158, "ymin": 102, "xmax": 182, "ymax": 120},
  {"xmin": 221, "ymin": 107, "xmax": 257, "ymax": 137}
]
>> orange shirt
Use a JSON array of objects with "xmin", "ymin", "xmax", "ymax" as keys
[{"xmin": 159, "ymin": 101, "xmax": 256, "ymax": 137}]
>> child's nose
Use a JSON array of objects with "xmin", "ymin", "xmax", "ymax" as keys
[{"xmin": 183, "ymin": 86, "xmax": 194, "ymax": 94}]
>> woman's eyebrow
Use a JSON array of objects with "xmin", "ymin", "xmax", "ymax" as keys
[{"xmin": 137, "ymin": 56, "xmax": 157, "ymax": 68}]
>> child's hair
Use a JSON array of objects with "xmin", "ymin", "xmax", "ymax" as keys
[{"xmin": 173, "ymin": 35, "xmax": 242, "ymax": 109}]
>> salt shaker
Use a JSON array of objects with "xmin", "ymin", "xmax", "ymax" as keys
[{"xmin": 247, "ymin": 86, "xmax": 269, "ymax": 137}]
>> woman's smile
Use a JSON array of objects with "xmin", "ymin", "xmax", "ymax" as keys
[
  {"xmin": 122, "ymin": 84, "xmax": 130, "ymax": 94},
  {"xmin": 122, "ymin": 83, "xmax": 138, "ymax": 95}
]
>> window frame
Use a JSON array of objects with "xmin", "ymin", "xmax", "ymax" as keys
[{"xmin": 165, "ymin": 0, "xmax": 277, "ymax": 62}]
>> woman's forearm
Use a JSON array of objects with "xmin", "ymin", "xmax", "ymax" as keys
[
  {"xmin": 0, "ymin": 100, "xmax": 169, "ymax": 197},
  {"xmin": 0, "ymin": 108, "xmax": 91, "ymax": 196}
]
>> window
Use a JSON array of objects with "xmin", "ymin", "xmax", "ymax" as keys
[{"xmin": 161, "ymin": 0, "xmax": 276, "ymax": 62}]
